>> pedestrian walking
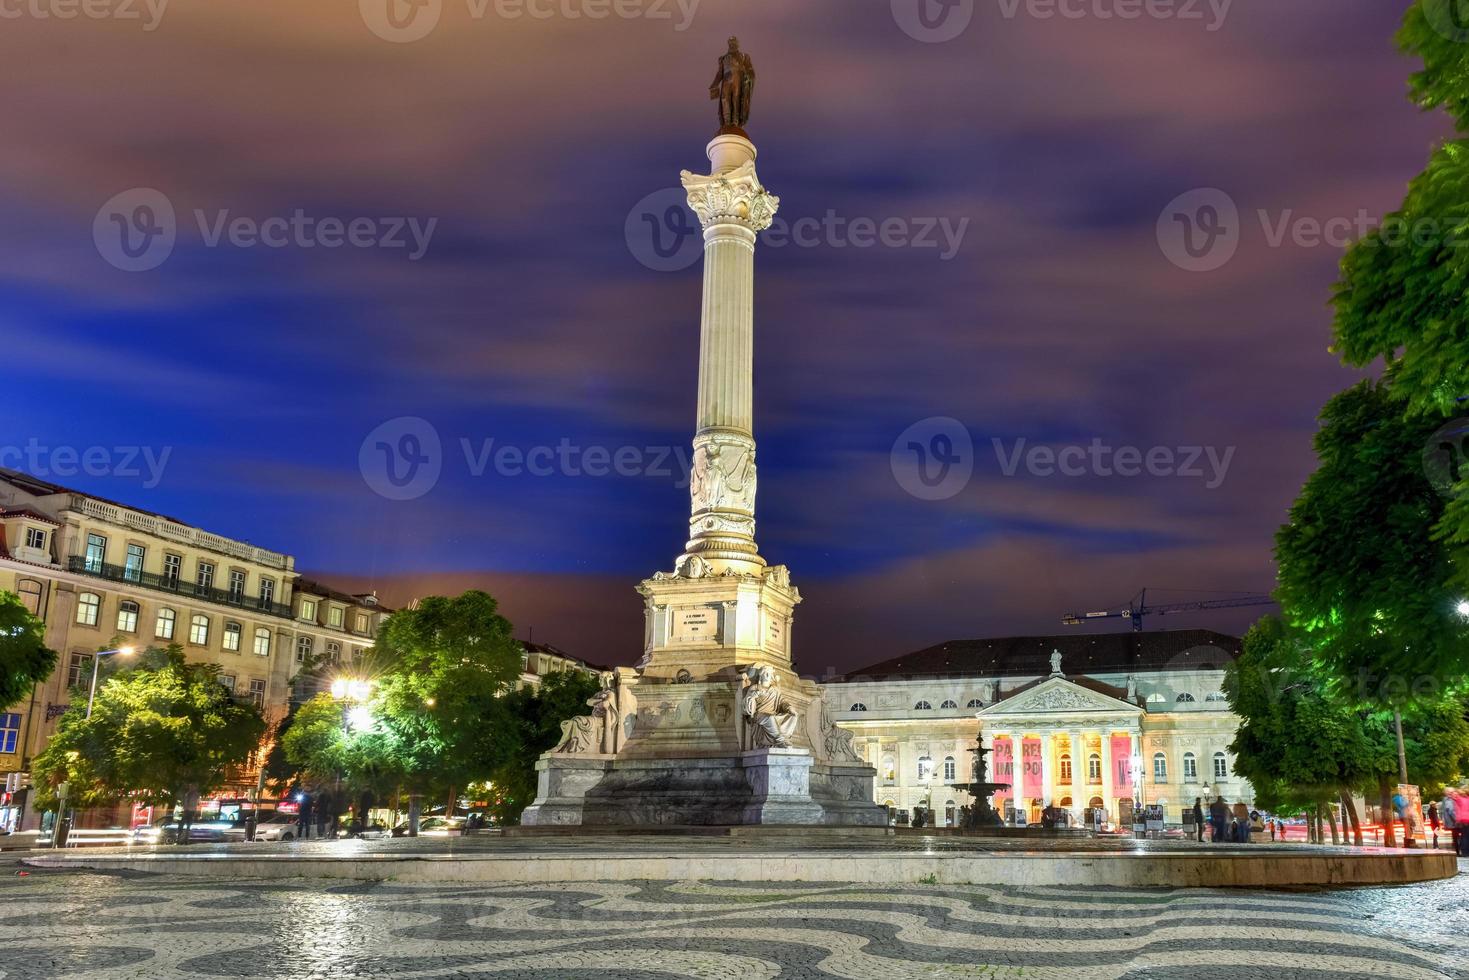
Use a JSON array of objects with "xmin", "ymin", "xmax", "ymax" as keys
[
  {"xmin": 1209, "ymin": 797, "xmax": 1229, "ymax": 842},
  {"xmin": 1454, "ymin": 789, "xmax": 1469, "ymax": 857},
  {"xmin": 1192, "ymin": 798, "xmax": 1205, "ymax": 842},
  {"xmin": 1444, "ymin": 790, "xmax": 1459, "ymax": 854},
  {"xmin": 1427, "ymin": 801, "xmax": 1439, "ymax": 849}
]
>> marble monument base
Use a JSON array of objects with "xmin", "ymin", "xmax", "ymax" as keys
[{"xmin": 521, "ymin": 749, "xmax": 885, "ymax": 828}]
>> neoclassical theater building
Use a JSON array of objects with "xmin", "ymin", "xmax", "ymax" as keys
[{"xmin": 829, "ymin": 630, "xmax": 1253, "ymax": 828}]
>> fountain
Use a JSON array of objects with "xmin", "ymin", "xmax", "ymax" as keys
[{"xmin": 959, "ymin": 732, "xmax": 1010, "ymax": 829}]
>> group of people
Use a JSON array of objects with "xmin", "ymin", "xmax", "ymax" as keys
[
  {"xmin": 1428, "ymin": 788, "xmax": 1469, "ymax": 855},
  {"xmin": 1191, "ymin": 797, "xmax": 1260, "ymax": 843}
]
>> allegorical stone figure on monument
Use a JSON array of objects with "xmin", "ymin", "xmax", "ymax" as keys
[
  {"xmin": 742, "ymin": 664, "xmax": 798, "ymax": 749},
  {"xmin": 710, "ymin": 35, "xmax": 755, "ymax": 132}
]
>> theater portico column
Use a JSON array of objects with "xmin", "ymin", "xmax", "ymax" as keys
[{"xmin": 1039, "ymin": 731, "xmax": 1053, "ymax": 805}]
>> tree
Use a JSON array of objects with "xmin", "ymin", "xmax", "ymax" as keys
[
  {"xmin": 483, "ymin": 669, "xmax": 601, "ymax": 825},
  {"xmin": 281, "ymin": 693, "xmax": 407, "ymax": 827},
  {"xmin": 1330, "ymin": 2, "xmax": 1469, "ymax": 561},
  {"xmin": 31, "ymin": 646, "xmax": 265, "ymax": 834},
  {"xmin": 368, "ymin": 591, "xmax": 525, "ymax": 805},
  {"xmin": 1275, "ymin": 381, "xmax": 1468, "ymax": 697},
  {"xmin": 0, "ymin": 589, "xmax": 58, "ymax": 711}
]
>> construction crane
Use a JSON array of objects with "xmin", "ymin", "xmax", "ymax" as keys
[{"xmin": 1062, "ymin": 588, "xmax": 1275, "ymax": 632}]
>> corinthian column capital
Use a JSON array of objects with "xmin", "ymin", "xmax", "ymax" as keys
[{"xmin": 681, "ymin": 160, "xmax": 780, "ymax": 234}]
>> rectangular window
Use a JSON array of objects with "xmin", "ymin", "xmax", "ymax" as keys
[
  {"xmin": 24, "ymin": 526, "xmax": 46, "ymax": 550},
  {"xmin": 218, "ymin": 673, "xmax": 235, "ymax": 692},
  {"xmin": 295, "ymin": 635, "xmax": 312, "ymax": 664},
  {"xmin": 124, "ymin": 543, "xmax": 145, "ymax": 582},
  {"xmin": 84, "ymin": 533, "xmax": 106, "ymax": 572},
  {"xmin": 248, "ymin": 678, "xmax": 267, "ymax": 709},
  {"xmin": 222, "ymin": 622, "xmax": 242, "ymax": 652},
  {"xmin": 162, "ymin": 553, "xmax": 182, "ymax": 587},
  {"xmin": 196, "ymin": 561, "xmax": 215, "ymax": 593},
  {"xmin": 299, "ymin": 599, "xmax": 317, "ymax": 622},
  {"xmin": 0, "ymin": 712, "xmax": 19, "ymax": 754},
  {"xmin": 67, "ymin": 652, "xmax": 93, "ymax": 689},
  {"xmin": 116, "ymin": 600, "xmax": 139, "ymax": 634},
  {"xmin": 355, "ymin": 613, "xmax": 368, "ymax": 633},
  {"xmin": 228, "ymin": 569, "xmax": 246, "ymax": 600},
  {"xmin": 328, "ymin": 606, "xmax": 344, "ymax": 628},
  {"xmin": 259, "ymin": 578, "xmax": 275, "ymax": 608}
]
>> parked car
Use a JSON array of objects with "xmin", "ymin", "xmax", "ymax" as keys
[
  {"xmin": 390, "ymin": 816, "xmax": 465, "ymax": 837},
  {"xmin": 131, "ymin": 819, "xmax": 235, "ymax": 844},
  {"xmin": 220, "ymin": 812, "xmax": 297, "ymax": 842}
]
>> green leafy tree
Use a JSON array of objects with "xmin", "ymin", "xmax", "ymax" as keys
[
  {"xmin": 1330, "ymin": 2, "xmax": 1469, "ymax": 560},
  {"xmin": 1275, "ymin": 381, "xmax": 1468, "ymax": 696},
  {"xmin": 31, "ymin": 646, "xmax": 265, "ymax": 828},
  {"xmin": 0, "ymin": 589, "xmax": 58, "ymax": 711},
  {"xmin": 484, "ymin": 669, "xmax": 601, "ymax": 825},
  {"xmin": 280, "ymin": 693, "xmax": 406, "ymax": 826},
  {"xmin": 368, "ymin": 591, "xmax": 524, "ymax": 804}
]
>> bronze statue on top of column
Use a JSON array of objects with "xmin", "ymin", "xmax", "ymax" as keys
[{"xmin": 710, "ymin": 36, "xmax": 755, "ymax": 135}]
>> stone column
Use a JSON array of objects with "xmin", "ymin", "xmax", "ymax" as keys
[
  {"xmin": 1039, "ymin": 731, "xmax": 1053, "ymax": 806},
  {"xmin": 680, "ymin": 135, "xmax": 780, "ymax": 576},
  {"xmin": 1101, "ymin": 730, "xmax": 1114, "ymax": 819}
]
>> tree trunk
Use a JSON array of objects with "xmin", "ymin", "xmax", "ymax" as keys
[
  {"xmin": 1341, "ymin": 791, "xmax": 1363, "ymax": 846},
  {"xmin": 1378, "ymin": 776, "xmax": 1396, "ymax": 847},
  {"xmin": 408, "ymin": 793, "xmax": 421, "ymax": 837},
  {"xmin": 1324, "ymin": 803, "xmax": 1339, "ymax": 845}
]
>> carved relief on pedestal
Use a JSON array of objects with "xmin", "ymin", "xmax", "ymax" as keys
[
  {"xmin": 812, "ymin": 693, "xmax": 863, "ymax": 765},
  {"xmin": 690, "ymin": 436, "xmax": 757, "ymax": 516},
  {"xmin": 681, "ymin": 161, "xmax": 780, "ymax": 233}
]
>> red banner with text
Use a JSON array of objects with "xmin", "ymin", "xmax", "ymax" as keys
[
  {"xmin": 1022, "ymin": 737, "xmax": 1043, "ymax": 800},
  {"xmin": 1111, "ymin": 735, "xmax": 1134, "ymax": 797},
  {"xmin": 992, "ymin": 739, "xmax": 1013, "ymax": 805}
]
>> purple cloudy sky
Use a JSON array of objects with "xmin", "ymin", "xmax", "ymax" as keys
[{"xmin": 0, "ymin": 0, "xmax": 1449, "ymax": 673}]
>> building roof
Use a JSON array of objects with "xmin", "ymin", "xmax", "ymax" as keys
[
  {"xmin": 839, "ymin": 629, "xmax": 1241, "ymax": 682},
  {"xmin": 0, "ymin": 505, "xmax": 62, "ymax": 525},
  {"xmin": 294, "ymin": 578, "xmax": 394, "ymax": 614},
  {"xmin": 0, "ymin": 467, "xmax": 193, "ymax": 527}
]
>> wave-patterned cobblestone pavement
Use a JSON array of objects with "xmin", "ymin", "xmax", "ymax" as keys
[{"xmin": 2, "ymin": 862, "xmax": 1465, "ymax": 979}]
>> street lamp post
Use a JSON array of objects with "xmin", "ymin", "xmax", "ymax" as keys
[{"xmin": 86, "ymin": 646, "xmax": 136, "ymax": 718}]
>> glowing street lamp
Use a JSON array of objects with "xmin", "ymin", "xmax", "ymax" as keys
[
  {"xmin": 1455, "ymin": 599, "xmax": 1469, "ymax": 619},
  {"xmin": 87, "ymin": 645, "xmax": 136, "ymax": 718}
]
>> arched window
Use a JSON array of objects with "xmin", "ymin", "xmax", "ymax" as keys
[
  {"xmin": 17, "ymin": 578, "xmax": 44, "ymax": 617},
  {"xmin": 253, "ymin": 627, "xmax": 272, "ymax": 656},
  {"xmin": 940, "ymin": 699, "xmax": 958, "ymax": 709},
  {"xmin": 917, "ymin": 755, "xmax": 934, "ymax": 782},
  {"xmin": 966, "ymin": 698, "xmax": 983, "ymax": 709},
  {"xmin": 155, "ymin": 607, "xmax": 176, "ymax": 639},
  {"xmin": 326, "ymin": 641, "xmax": 342, "ymax": 663},
  {"xmin": 76, "ymin": 592, "xmax": 100, "ymax": 626},
  {"xmin": 1088, "ymin": 796, "xmax": 1104, "ymax": 809},
  {"xmin": 1152, "ymin": 752, "xmax": 1167, "ymax": 782},
  {"xmin": 116, "ymin": 600, "xmax": 139, "ymax": 633},
  {"xmin": 943, "ymin": 756, "xmax": 956, "ymax": 781},
  {"xmin": 296, "ymin": 635, "xmax": 312, "ymax": 664},
  {"xmin": 914, "ymin": 700, "xmax": 932, "ymax": 711},
  {"xmin": 1087, "ymin": 753, "xmax": 1102, "ymax": 783},
  {"xmin": 222, "ymin": 621, "xmax": 242, "ymax": 651},
  {"xmin": 1146, "ymin": 692, "xmax": 1166, "ymax": 705},
  {"xmin": 1182, "ymin": 752, "xmax": 1198, "ymax": 781},
  {"xmin": 1175, "ymin": 692, "xmax": 1196, "ymax": 703},
  {"xmin": 1213, "ymin": 752, "xmax": 1229, "ymax": 779},
  {"xmin": 190, "ymin": 614, "xmax": 210, "ymax": 645},
  {"xmin": 1205, "ymin": 692, "xmax": 1228, "ymax": 703},
  {"xmin": 1059, "ymin": 753, "xmax": 1073, "ymax": 782},
  {"xmin": 849, "ymin": 702, "xmax": 868, "ymax": 712}
]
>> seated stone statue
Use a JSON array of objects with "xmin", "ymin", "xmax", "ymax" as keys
[{"xmin": 741, "ymin": 664, "xmax": 798, "ymax": 749}]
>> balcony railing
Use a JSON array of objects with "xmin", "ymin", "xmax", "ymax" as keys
[{"xmin": 67, "ymin": 556, "xmax": 295, "ymax": 619}]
